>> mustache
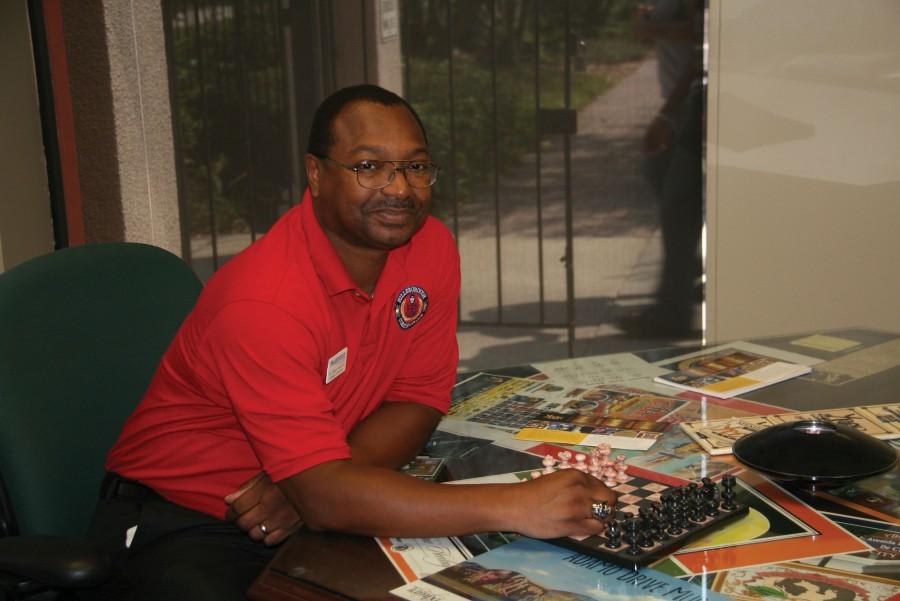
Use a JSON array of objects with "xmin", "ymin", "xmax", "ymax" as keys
[{"xmin": 363, "ymin": 198, "xmax": 416, "ymax": 212}]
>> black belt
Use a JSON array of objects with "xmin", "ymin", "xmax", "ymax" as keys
[{"xmin": 100, "ymin": 472, "xmax": 164, "ymax": 502}]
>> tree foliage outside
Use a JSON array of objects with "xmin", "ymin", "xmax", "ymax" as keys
[
  {"xmin": 167, "ymin": 0, "xmax": 291, "ymax": 239},
  {"xmin": 402, "ymin": 0, "xmax": 648, "ymax": 218}
]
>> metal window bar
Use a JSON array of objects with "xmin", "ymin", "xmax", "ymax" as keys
[{"xmin": 563, "ymin": 0, "xmax": 575, "ymax": 357}]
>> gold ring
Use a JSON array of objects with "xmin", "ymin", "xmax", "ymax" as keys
[{"xmin": 591, "ymin": 501, "xmax": 611, "ymax": 520}]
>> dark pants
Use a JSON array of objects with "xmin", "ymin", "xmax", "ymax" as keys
[
  {"xmin": 81, "ymin": 474, "xmax": 276, "ymax": 601},
  {"xmin": 644, "ymin": 83, "xmax": 704, "ymax": 324}
]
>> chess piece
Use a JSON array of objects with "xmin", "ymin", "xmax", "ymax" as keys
[
  {"xmin": 704, "ymin": 495, "xmax": 720, "ymax": 517},
  {"xmin": 700, "ymin": 477, "xmax": 720, "ymax": 505},
  {"xmin": 666, "ymin": 513, "xmax": 682, "ymax": 536},
  {"xmin": 721, "ymin": 475, "xmax": 737, "ymax": 510},
  {"xmin": 605, "ymin": 519, "xmax": 622, "ymax": 548},
  {"xmin": 638, "ymin": 523, "xmax": 655, "ymax": 548},
  {"xmin": 542, "ymin": 454, "xmax": 557, "ymax": 475},
  {"xmin": 574, "ymin": 453, "xmax": 588, "ymax": 472},
  {"xmin": 653, "ymin": 509, "xmax": 670, "ymax": 540},
  {"xmin": 557, "ymin": 450, "xmax": 573, "ymax": 469},
  {"xmin": 603, "ymin": 467, "xmax": 617, "ymax": 487},
  {"xmin": 530, "ymin": 470, "xmax": 542, "ymax": 479},
  {"xmin": 624, "ymin": 517, "xmax": 641, "ymax": 555},
  {"xmin": 588, "ymin": 456, "xmax": 602, "ymax": 477}
]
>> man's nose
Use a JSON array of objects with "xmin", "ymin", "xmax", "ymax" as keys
[{"xmin": 381, "ymin": 164, "xmax": 411, "ymax": 197}]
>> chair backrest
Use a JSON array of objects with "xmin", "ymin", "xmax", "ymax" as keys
[{"xmin": 0, "ymin": 243, "xmax": 202, "ymax": 537}]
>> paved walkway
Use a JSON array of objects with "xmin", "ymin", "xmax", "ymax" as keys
[{"xmin": 455, "ymin": 56, "xmax": 701, "ymax": 371}]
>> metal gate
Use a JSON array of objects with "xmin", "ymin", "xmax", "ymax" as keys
[{"xmin": 163, "ymin": 0, "xmax": 680, "ymax": 362}]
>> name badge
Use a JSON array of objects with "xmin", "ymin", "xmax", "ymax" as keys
[{"xmin": 325, "ymin": 347, "xmax": 348, "ymax": 384}]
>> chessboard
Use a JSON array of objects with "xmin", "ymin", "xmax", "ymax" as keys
[
  {"xmin": 532, "ymin": 448, "xmax": 749, "ymax": 569},
  {"xmin": 556, "ymin": 473, "xmax": 747, "ymax": 568}
]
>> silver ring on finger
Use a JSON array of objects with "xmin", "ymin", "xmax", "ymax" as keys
[
  {"xmin": 591, "ymin": 501, "xmax": 611, "ymax": 520},
  {"xmin": 259, "ymin": 522, "xmax": 269, "ymax": 535}
]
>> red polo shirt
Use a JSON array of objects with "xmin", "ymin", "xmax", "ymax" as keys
[{"xmin": 106, "ymin": 190, "xmax": 460, "ymax": 518}]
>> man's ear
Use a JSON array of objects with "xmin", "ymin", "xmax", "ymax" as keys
[{"xmin": 305, "ymin": 154, "xmax": 320, "ymax": 197}]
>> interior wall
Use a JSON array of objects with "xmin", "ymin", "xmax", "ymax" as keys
[
  {"xmin": 61, "ymin": 1, "xmax": 180, "ymax": 254},
  {"xmin": 0, "ymin": 1, "xmax": 53, "ymax": 272},
  {"xmin": 705, "ymin": 0, "xmax": 900, "ymax": 341}
]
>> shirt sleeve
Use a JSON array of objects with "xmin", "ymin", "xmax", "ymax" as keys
[
  {"xmin": 198, "ymin": 301, "xmax": 352, "ymax": 482},
  {"xmin": 384, "ymin": 225, "xmax": 461, "ymax": 413}
]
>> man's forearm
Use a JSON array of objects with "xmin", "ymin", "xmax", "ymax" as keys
[
  {"xmin": 347, "ymin": 401, "xmax": 442, "ymax": 469},
  {"xmin": 279, "ymin": 460, "xmax": 616, "ymax": 540}
]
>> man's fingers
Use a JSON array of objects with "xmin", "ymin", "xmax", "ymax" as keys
[
  {"xmin": 233, "ymin": 504, "xmax": 268, "ymax": 533},
  {"xmin": 262, "ymin": 528, "xmax": 291, "ymax": 547},
  {"xmin": 224, "ymin": 471, "xmax": 267, "ymax": 505},
  {"xmin": 262, "ymin": 519, "xmax": 303, "ymax": 546}
]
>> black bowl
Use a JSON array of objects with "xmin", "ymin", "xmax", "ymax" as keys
[{"xmin": 732, "ymin": 419, "xmax": 897, "ymax": 489}]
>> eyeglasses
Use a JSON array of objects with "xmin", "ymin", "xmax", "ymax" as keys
[{"xmin": 318, "ymin": 156, "xmax": 440, "ymax": 190}]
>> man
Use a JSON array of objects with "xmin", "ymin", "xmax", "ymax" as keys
[
  {"xmin": 89, "ymin": 85, "xmax": 616, "ymax": 600},
  {"xmin": 620, "ymin": 0, "xmax": 703, "ymax": 339}
]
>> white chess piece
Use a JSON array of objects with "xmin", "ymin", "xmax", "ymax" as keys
[
  {"xmin": 574, "ymin": 453, "xmax": 588, "ymax": 472},
  {"xmin": 542, "ymin": 454, "xmax": 557, "ymax": 475}
]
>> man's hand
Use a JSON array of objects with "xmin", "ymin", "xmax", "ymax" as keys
[
  {"xmin": 504, "ymin": 470, "xmax": 618, "ymax": 539},
  {"xmin": 225, "ymin": 472, "xmax": 303, "ymax": 546}
]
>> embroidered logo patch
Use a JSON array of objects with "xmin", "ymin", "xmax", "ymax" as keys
[{"xmin": 394, "ymin": 286, "xmax": 428, "ymax": 330}]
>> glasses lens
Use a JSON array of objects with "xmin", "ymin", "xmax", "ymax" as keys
[
  {"xmin": 405, "ymin": 162, "xmax": 439, "ymax": 189},
  {"xmin": 356, "ymin": 161, "xmax": 392, "ymax": 189}
]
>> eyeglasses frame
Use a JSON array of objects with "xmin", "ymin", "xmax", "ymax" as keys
[{"xmin": 316, "ymin": 156, "xmax": 440, "ymax": 190}]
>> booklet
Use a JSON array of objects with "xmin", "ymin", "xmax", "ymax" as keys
[
  {"xmin": 513, "ymin": 410, "xmax": 668, "ymax": 450},
  {"xmin": 391, "ymin": 538, "xmax": 732, "ymax": 601},
  {"xmin": 653, "ymin": 348, "xmax": 811, "ymax": 398}
]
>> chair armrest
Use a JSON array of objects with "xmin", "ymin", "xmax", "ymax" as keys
[{"xmin": 0, "ymin": 535, "xmax": 111, "ymax": 589}]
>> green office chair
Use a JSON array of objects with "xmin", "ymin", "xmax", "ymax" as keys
[{"xmin": 0, "ymin": 243, "xmax": 202, "ymax": 599}]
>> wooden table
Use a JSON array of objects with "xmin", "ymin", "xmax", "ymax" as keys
[{"xmin": 249, "ymin": 328, "xmax": 900, "ymax": 600}]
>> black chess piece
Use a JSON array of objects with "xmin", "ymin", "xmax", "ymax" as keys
[
  {"xmin": 665, "ymin": 506, "xmax": 682, "ymax": 536},
  {"xmin": 624, "ymin": 516, "xmax": 641, "ymax": 555},
  {"xmin": 704, "ymin": 495, "xmax": 720, "ymax": 517},
  {"xmin": 652, "ymin": 511, "xmax": 669, "ymax": 541},
  {"xmin": 605, "ymin": 519, "xmax": 622, "ymax": 548},
  {"xmin": 701, "ymin": 477, "xmax": 720, "ymax": 502},
  {"xmin": 721, "ymin": 475, "xmax": 737, "ymax": 510},
  {"xmin": 638, "ymin": 524, "xmax": 655, "ymax": 548},
  {"xmin": 689, "ymin": 500, "xmax": 706, "ymax": 523}
]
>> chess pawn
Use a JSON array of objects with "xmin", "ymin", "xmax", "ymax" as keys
[
  {"xmin": 615, "ymin": 467, "xmax": 629, "ymax": 484},
  {"xmin": 624, "ymin": 517, "xmax": 641, "ymax": 556},
  {"xmin": 530, "ymin": 470, "xmax": 542, "ymax": 479},
  {"xmin": 603, "ymin": 467, "xmax": 617, "ymax": 487},
  {"xmin": 557, "ymin": 450, "xmax": 573, "ymax": 469},
  {"xmin": 701, "ymin": 476, "xmax": 720, "ymax": 502},
  {"xmin": 604, "ymin": 519, "xmax": 622, "ymax": 548},
  {"xmin": 541, "ymin": 455, "xmax": 557, "ymax": 475},
  {"xmin": 574, "ymin": 453, "xmax": 588, "ymax": 472},
  {"xmin": 705, "ymin": 495, "xmax": 720, "ymax": 517},
  {"xmin": 721, "ymin": 475, "xmax": 737, "ymax": 510}
]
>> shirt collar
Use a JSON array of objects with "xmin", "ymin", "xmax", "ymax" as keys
[{"xmin": 299, "ymin": 189, "xmax": 410, "ymax": 299}]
